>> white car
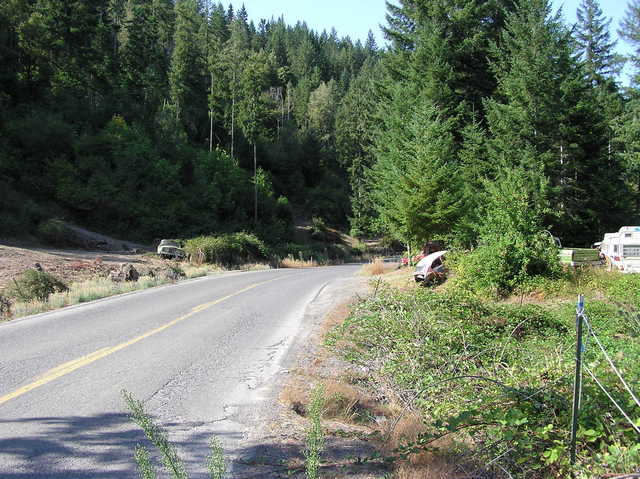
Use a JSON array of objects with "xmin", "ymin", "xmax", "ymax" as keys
[
  {"xmin": 157, "ymin": 239, "xmax": 185, "ymax": 260},
  {"xmin": 414, "ymin": 251, "xmax": 447, "ymax": 284}
]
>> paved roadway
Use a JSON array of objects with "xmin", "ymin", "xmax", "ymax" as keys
[{"xmin": 0, "ymin": 265, "xmax": 362, "ymax": 477}]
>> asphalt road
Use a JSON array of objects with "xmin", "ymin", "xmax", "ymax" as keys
[{"xmin": 0, "ymin": 265, "xmax": 363, "ymax": 477}]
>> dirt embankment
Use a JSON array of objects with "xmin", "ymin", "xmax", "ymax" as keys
[{"xmin": 0, "ymin": 245, "xmax": 169, "ymax": 290}]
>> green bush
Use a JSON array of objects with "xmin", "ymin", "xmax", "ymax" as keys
[
  {"xmin": 37, "ymin": 219, "xmax": 77, "ymax": 247},
  {"xmin": 6, "ymin": 269, "xmax": 69, "ymax": 302},
  {"xmin": 450, "ymin": 168, "xmax": 561, "ymax": 298},
  {"xmin": 184, "ymin": 233, "xmax": 268, "ymax": 267},
  {"xmin": 0, "ymin": 293, "xmax": 11, "ymax": 318}
]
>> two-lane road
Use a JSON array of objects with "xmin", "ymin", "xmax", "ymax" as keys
[{"xmin": 0, "ymin": 265, "xmax": 362, "ymax": 477}]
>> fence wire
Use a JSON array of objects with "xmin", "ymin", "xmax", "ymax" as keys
[
  {"xmin": 582, "ymin": 364, "xmax": 640, "ymax": 435},
  {"xmin": 582, "ymin": 314, "xmax": 640, "ymax": 409}
]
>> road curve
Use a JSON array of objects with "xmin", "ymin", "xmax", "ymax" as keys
[{"xmin": 0, "ymin": 265, "xmax": 362, "ymax": 477}]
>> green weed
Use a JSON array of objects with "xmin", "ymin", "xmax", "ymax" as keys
[
  {"xmin": 304, "ymin": 384, "xmax": 326, "ymax": 479},
  {"xmin": 122, "ymin": 390, "xmax": 226, "ymax": 479}
]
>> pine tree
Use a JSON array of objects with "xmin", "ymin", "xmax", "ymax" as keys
[
  {"xmin": 335, "ymin": 59, "xmax": 382, "ymax": 236},
  {"xmin": 372, "ymin": 91, "xmax": 463, "ymax": 244},
  {"xmin": 575, "ymin": 0, "xmax": 619, "ymax": 85},
  {"xmin": 486, "ymin": 0, "xmax": 615, "ymax": 243},
  {"xmin": 619, "ymin": 0, "xmax": 640, "ymax": 83},
  {"xmin": 119, "ymin": 0, "xmax": 169, "ymax": 123},
  {"xmin": 169, "ymin": 0, "xmax": 207, "ymax": 140},
  {"xmin": 238, "ymin": 49, "xmax": 274, "ymax": 222}
]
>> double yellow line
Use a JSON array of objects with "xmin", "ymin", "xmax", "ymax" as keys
[{"xmin": 0, "ymin": 277, "xmax": 283, "ymax": 406}]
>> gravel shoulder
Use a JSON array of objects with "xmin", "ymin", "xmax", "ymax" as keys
[{"xmin": 230, "ymin": 272, "xmax": 396, "ymax": 479}]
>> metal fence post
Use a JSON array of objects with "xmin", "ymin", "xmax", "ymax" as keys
[{"xmin": 570, "ymin": 294, "xmax": 585, "ymax": 465}]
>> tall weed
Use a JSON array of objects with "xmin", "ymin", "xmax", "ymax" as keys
[
  {"xmin": 304, "ymin": 384, "xmax": 326, "ymax": 479},
  {"xmin": 123, "ymin": 390, "xmax": 227, "ymax": 479}
]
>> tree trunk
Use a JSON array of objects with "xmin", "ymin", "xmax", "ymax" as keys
[
  {"xmin": 254, "ymin": 142, "xmax": 258, "ymax": 224},
  {"xmin": 209, "ymin": 72, "xmax": 214, "ymax": 152},
  {"xmin": 231, "ymin": 70, "xmax": 236, "ymax": 159}
]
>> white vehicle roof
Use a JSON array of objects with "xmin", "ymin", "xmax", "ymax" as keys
[{"xmin": 415, "ymin": 251, "xmax": 447, "ymax": 274}]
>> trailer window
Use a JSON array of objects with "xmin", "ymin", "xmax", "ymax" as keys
[{"xmin": 623, "ymin": 245, "xmax": 640, "ymax": 257}]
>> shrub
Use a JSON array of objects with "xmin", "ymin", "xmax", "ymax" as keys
[
  {"xmin": 6, "ymin": 269, "xmax": 69, "ymax": 302},
  {"xmin": 450, "ymin": 167, "xmax": 561, "ymax": 297},
  {"xmin": 0, "ymin": 293, "xmax": 11, "ymax": 318},
  {"xmin": 184, "ymin": 233, "xmax": 268, "ymax": 267},
  {"xmin": 36, "ymin": 219, "xmax": 75, "ymax": 246}
]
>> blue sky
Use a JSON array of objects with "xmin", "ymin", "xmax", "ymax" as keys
[
  {"xmin": 231, "ymin": 0, "xmax": 633, "ymax": 78},
  {"xmin": 228, "ymin": 0, "xmax": 389, "ymax": 45}
]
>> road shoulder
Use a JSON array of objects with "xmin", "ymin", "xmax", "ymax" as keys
[{"xmin": 229, "ymin": 273, "xmax": 396, "ymax": 478}]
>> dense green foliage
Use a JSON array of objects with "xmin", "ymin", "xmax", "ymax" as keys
[
  {"xmin": 357, "ymin": 0, "xmax": 638, "ymax": 264},
  {"xmin": 3, "ymin": 0, "xmax": 636, "ymax": 263},
  {"xmin": 0, "ymin": 0, "xmax": 380, "ymax": 241},
  {"xmin": 332, "ymin": 273, "xmax": 640, "ymax": 476},
  {"xmin": 183, "ymin": 232, "xmax": 267, "ymax": 267}
]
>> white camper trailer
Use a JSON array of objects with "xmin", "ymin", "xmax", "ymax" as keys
[{"xmin": 600, "ymin": 226, "xmax": 640, "ymax": 273}]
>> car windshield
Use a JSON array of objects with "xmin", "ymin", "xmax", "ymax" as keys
[{"xmin": 160, "ymin": 240, "xmax": 179, "ymax": 247}]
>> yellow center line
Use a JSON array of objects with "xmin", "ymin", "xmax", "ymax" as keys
[{"xmin": 0, "ymin": 275, "xmax": 289, "ymax": 406}]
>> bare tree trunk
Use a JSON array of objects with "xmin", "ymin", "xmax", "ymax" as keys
[
  {"xmin": 231, "ymin": 70, "xmax": 236, "ymax": 159},
  {"xmin": 254, "ymin": 142, "xmax": 258, "ymax": 224},
  {"xmin": 209, "ymin": 72, "xmax": 214, "ymax": 152}
]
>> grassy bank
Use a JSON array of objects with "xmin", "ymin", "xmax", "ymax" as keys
[
  {"xmin": 3, "ymin": 264, "xmax": 220, "ymax": 320},
  {"xmin": 329, "ymin": 268, "xmax": 640, "ymax": 477}
]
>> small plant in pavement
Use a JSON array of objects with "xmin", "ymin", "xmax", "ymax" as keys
[
  {"xmin": 122, "ymin": 390, "xmax": 227, "ymax": 479},
  {"xmin": 207, "ymin": 437, "xmax": 226, "ymax": 479}
]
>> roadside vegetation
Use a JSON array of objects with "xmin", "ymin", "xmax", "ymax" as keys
[
  {"xmin": 0, "ymin": 229, "xmax": 371, "ymax": 320},
  {"xmin": 329, "ymin": 262, "xmax": 640, "ymax": 477},
  {"xmin": 0, "ymin": 263, "xmax": 220, "ymax": 320}
]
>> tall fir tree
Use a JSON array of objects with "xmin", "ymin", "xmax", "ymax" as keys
[
  {"xmin": 169, "ymin": 0, "xmax": 207, "ymax": 141},
  {"xmin": 576, "ymin": 0, "xmax": 619, "ymax": 86}
]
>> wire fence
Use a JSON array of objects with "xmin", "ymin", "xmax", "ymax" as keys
[{"xmin": 570, "ymin": 295, "xmax": 640, "ymax": 465}]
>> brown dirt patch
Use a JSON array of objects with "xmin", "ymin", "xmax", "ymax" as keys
[{"xmin": 0, "ymin": 244, "xmax": 169, "ymax": 291}]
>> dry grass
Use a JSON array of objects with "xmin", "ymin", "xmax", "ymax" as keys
[
  {"xmin": 395, "ymin": 462, "xmax": 459, "ymax": 479},
  {"xmin": 360, "ymin": 259, "xmax": 399, "ymax": 276},
  {"xmin": 280, "ymin": 257, "xmax": 319, "ymax": 268},
  {"xmin": 239, "ymin": 263, "xmax": 271, "ymax": 271},
  {"xmin": 10, "ymin": 276, "xmax": 169, "ymax": 318},
  {"xmin": 182, "ymin": 264, "xmax": 221, "ymax": 278},
  {"xmin": 383, "ymin": 411, "xmax": 464, "ymax": 478},
  {"xmin": 323, "ymin": 379, "xmax": 390, "ymax": 423},
  {"xmin": 281, "ymin": 375, "xmax": 388, "ymax": 424}
]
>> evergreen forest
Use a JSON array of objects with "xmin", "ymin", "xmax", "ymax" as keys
[{"xmin": 1, "ymin": 0, "xmax": 640, "ymax": 251}]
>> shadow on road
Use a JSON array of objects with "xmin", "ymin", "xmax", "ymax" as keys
[{"xmin": 0, "ymin": 412, "xmax": 239, "ymax": 478}]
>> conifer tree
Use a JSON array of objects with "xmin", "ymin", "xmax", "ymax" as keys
[
  {"xmin": 169, "ymin": 0, "xmax": 207, "ymax": 140},
  {"xmin": 486, "ymin": 0, "xmax": 617, "ymax": 242},
  {"xmin": 372, "ymin": 91, "xmax": 463, "ymax": 244},
  {"xmin": 576, "ymin": 0, "xmax": 619, "ymax": 85},
  {"xmin": 619, "ymin": 0, "xmax": 640, "ymax": 84}
]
